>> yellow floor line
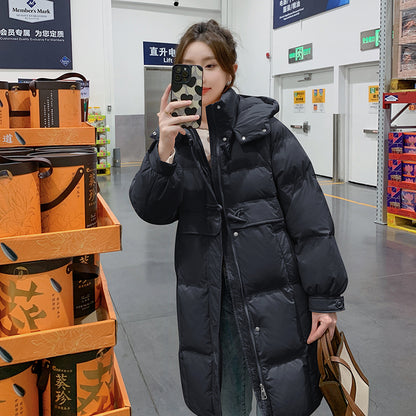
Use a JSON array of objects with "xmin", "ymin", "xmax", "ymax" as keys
[
  {"xmin": 323, "ymin": 193, "xmax": 376, "ymax": 209},
  {"xmin": 318, "ymin": 181, "xmax": 345, "ymax": 185}
]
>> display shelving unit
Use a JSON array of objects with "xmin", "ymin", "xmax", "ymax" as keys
[
  {"xmin": 88, "ymin": 112, "xmax": 111, "ymax": 176},
  {"xmin": 0, "ymin": 122, "xmax": 130, "ymax": 415},
  {"xmin": 384, "ymin": 91, "xmax": 416, "ymax": 233}
]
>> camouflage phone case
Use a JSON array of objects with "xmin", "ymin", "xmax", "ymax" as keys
[{"xmin": 170, "ymin": 65, "xmax": 203, "ymax": 129}]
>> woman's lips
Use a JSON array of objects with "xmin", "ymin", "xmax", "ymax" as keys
[{"xmin": 202, "ymin": 87, "xmax": 210, "ymax": 95}]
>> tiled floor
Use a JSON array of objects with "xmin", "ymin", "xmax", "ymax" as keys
[{"xmin": 98, "ymin": 167, "xmax": 416, "ymax": 416}]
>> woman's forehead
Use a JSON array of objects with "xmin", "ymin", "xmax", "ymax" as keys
[{"xmin": 182, "ymin": 41, "xmax": 216, "ymax": 62}]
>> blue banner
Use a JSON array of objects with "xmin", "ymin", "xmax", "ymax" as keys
[
  {"xmin": 143, "ymin": 41, "xmax": 178, "ymax": 66},
  {"xmin": 0, "ymin": 0, "xmax": 72, "ymax": 69},
  {"xmin": 274, "ymin": 0, "xmax": 349, "ymax": 29}
]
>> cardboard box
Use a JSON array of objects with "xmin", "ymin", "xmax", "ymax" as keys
[
  {"xmin": 100, "ymin": 357, "xmax": 132, "ymax": 416},
  {"xmin": 399, "ymin": 0, "xmax": 416, "ymax": 10},
  {"xmin": 0, "ymin": 194, "xmax": 121, "ymax": 265},
  {"xmin": 404, "ymin": 145, "xmax": 416, "ymax": 153},
  {"xmin": 387, "ymin": 186, "xmax": 402, "ymax": 208},
  {"xmin": 0, "ymin": 268, "xmax": 116, "ymax": 367},
  {"xmin": 0, "ymin": 122, "xmax": 95, "ymax": 148},
  {"xmin": 399, "ymin": 6, "xmax": 416, "ymax": 43},
  {"xmin": 388, "ymin": 132, "xmax": 404, "ymax": 153},
  {"xmin": 401, "ymin": 188, "xmax": 416, "ymax": 210},
  {"xmin": 393, "ymin": 1, "xmax": 416, "ymax": 77},
  {"xmin": 388, "ymin": 159, "xmax": 403, "ymax": 181}
]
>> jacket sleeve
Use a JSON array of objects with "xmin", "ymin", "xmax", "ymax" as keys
[
  {"xmin": 270, "ymin": 119, "xmax": 348, "ymax": 313},
  {"xmin": 129, "ymin": 139, "xmax": 184, "ymax": 225}
]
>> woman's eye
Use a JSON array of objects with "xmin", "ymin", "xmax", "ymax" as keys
[{"xmin": 206, "ymin": 64, "xmax": 216, "ymax": 69}]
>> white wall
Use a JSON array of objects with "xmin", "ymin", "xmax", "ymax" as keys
[
  {"xmin": 272, "ymin": 0, "xmax": 380, "ymax": 75},
  {"xmin": 112, "ymin": 1, "xmax": 221, "ymax": 116},
  {"xmin": 226, "ymin": 0, "xmax": 273, "ymax": 97}
]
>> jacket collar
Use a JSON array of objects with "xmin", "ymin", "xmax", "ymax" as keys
[{"xmin": 206, "ymin": 88, "xmax": 279, "ymax": 145}]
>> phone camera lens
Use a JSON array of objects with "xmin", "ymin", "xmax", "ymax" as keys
[
  {"xmin": 174, "ymin": 74, "xmax": 181, "ymax": 82},
  {"xmin": 175, "ymin": 66, "xmax": 182, "ymax": 74}
]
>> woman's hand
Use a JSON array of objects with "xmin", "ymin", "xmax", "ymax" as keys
[
  {"xmin": 157, "ymin": 84, "xmax": 200, "ymax": 162},
  {"xmin": 306, "ymin": 312, "xmax": 337, "ymax": 344}
]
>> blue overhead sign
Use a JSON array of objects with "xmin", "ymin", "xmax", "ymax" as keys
[
  {"xmin": 0, "ymin": 0, "xmax": 73, "ymax": 69},
  {"xmin": 143, "ymin": 41, "xmax": 177, "ymax": 66},
  {"xmin": 274, "ymin": 0, "xmax": 349, "ymax": 29}
]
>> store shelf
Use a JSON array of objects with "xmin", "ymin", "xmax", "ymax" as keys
[
  {"xmin": 383, "ymin": 91, "xmax": 416, "ymax": 108},
  {"xmin": 97, "ymin": 150, "xmax": 111, "ymax": 158},
  {"xmin": 0, "ymin": 122, "xmax": 95, "ymax": 147},
  {"xmin": 0, "ymin": 194, "xmax": 121, "ymax": 265},
  {"xmin": 0, "ymin": 268, "xmax": 116, "ymax": 367},
  {"xmin": 97, "ymin": 162, "xmax": 111, "ymax": 170}
]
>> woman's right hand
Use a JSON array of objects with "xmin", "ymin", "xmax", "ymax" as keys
[{"xmin": 158, "ymin": 84, "xmax": 200, "ymax": 162}]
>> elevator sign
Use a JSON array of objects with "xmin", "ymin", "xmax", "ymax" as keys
[
  {"xmin": 288, "ymin": 43, "xmax": 312, "ymax": 63},
  {"xmin": 143, "ymin": 41, "xmax": 177, "ymax": 66}
]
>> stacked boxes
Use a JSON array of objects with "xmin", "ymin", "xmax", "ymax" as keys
[
  {"xmin": 0, "ymin": 75, "xmax": 130, "ymax": 415},
  {"xmin": 388, "ymin": 131, "xmax": 416, "ymax": 213},
  {"xmin": 393, "ymin": 0, "xmax": 416, "ymax": 78},
  {"xmin": 387, "ymin": 186, "xmax": 402, "ymax": 208}
]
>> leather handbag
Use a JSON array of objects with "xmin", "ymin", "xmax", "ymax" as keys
[{"xmin": 317, "ymin": 328, "xmax": 369, "ymax": 416}]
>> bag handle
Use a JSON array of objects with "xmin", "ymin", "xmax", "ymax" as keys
[
  {"xmin": 0, "ymin": 155, "xmax": 53, "ymax": 178},
  {"xmin": 29, "ymin": 72, "xmax": 87, "ymax": 96},
  {"xmin": 320, "ymin": 330, "xmax": 367, "ymax": 416},
  {"xmin": 41, "ymin": 167, "xmax": 84, "ymax": 212},
  {"xmin": 68, "ymin": 263, "xmax": 100, "ymax": 280}
]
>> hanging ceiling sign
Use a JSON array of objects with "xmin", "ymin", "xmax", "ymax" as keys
[
  {"xmin": 143, "ymin": 41, "xmax": 178, "ymax": 66},
  {"xmin": 360, "ymin": 29, "xmax": 380, "ymax": 51},
  {"xmin": 0, "ymin": 0, "xmax": 73, "ymax": 69},
  {"xmin": 288, "ymin": 43, "xmax": 313, "ymax": 63},
  {"xmin": 274, "ymin": 0, "xmax": 350, "ymax": 29}
]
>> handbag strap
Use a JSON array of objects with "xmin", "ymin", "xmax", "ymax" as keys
[{"xmin": 341, "ymin": 384, "xmax": 366, "ymax": 416}]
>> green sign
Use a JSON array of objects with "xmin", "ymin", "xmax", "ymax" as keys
[
  {"xmin": 360, "ymin": 29, "xmax": 380, "ymax": 51},
  {"xmin": 288, "ymin": 43, "xmax": 313, "ymax": 64}
]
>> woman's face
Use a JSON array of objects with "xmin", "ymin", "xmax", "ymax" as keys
[{"xmin": 182, "ymin": 41, "xmax": 232, "ymax": 108}]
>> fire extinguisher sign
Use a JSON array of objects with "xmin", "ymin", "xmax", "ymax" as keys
[{"xmin": 0, "ymin": 0, "xmax": 73, "ymax": 69}]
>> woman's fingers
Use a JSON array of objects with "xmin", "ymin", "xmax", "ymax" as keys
[
  {"xmin": 306, "ymin": 312, "xmax": 337, "ymax": 344},
  {"xmin": 164, "ymin": 99, "xmax": 193, "ymax": 115},
  {"xmin": 160, "ymin": 84, "xmax": 171, "ymax": 113}
]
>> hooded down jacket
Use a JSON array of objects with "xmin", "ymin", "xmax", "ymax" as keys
[{"xmin": 129, "ymin": 88, "xmax": 348, "ymax": 416}]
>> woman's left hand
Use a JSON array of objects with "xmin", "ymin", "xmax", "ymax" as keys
[{"xmin": 306, "ymin": 312, "xmax": 337, "ymax": 344}]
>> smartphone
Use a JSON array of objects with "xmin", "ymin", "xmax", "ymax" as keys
[{"xmin": 170, "ymin": 64, "xmax": 203, "ymax": 129}]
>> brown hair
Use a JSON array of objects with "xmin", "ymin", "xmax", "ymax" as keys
[{"xmin": 175, "ymin": 20, "xmax": 237, "ymax": 91}]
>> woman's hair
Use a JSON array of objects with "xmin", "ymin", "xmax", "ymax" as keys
[{"xmin": 175, "ymin": 20, "xmax": 237, "ymax": 91}]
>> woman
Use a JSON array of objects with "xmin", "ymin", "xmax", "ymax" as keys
[{"xmin": 130, "ymin": 20, "xmax": 348, "ymax": 416}]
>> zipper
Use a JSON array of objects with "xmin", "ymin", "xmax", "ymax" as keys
[{"xmin": 209, "ymin": 113, "xmax": 268, "ymax": 402}]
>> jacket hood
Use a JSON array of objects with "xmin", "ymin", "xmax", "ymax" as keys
[{"xmin": 208, "ymin": 88, "xmax": 280, "ymax": 145}]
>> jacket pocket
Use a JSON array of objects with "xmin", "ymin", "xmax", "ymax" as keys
[
  {"xmin": 177, "ymin": 210, "xmax": 221, "ymax": 236},
  {"xmin": 226, "ymin": 197, "xmax": 284, "ymax": 230}
]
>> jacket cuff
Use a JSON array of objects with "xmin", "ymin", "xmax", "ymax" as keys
[
  {"xmin": 149, "ymin": 143, "xmax": 177, "ymax": 176},
  {"xmin": 309, "ymin": 296, "xmax": 345, "ymax": 313}
]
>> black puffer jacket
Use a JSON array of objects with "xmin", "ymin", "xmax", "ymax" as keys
[{"xmin": 129, "ymin": 88, "xmax": 348, "ymax": 416}]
